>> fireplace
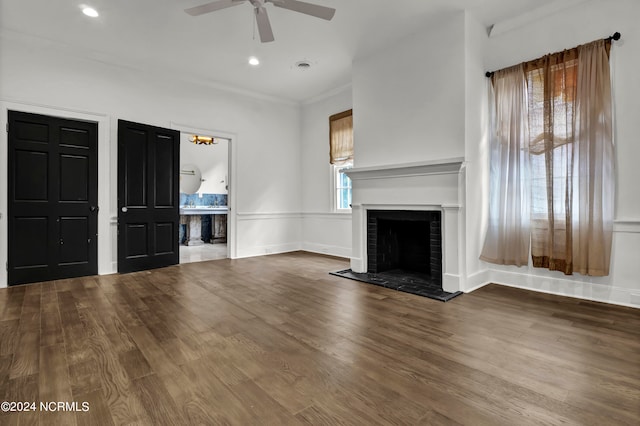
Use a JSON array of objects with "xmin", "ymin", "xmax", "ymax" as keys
[
  {"xmin": 343, "ymin": 158, "xmax": 465, "ymax": 294},
  {"xmin": 331, "ymin": 208, "xmax": 457, "ymax": 300},
  {"xmin": 367, "ymin": 210, "xmax": 442, "ymax": 287}
]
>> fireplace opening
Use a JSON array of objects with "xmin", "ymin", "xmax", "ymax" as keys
[
  {"xmin": 368, "ymin": 210, "xmax": 442, "ymax": 287},
  {"xmin": 376, "ymin": 219, "xmax": 431, "ymax": 273}
]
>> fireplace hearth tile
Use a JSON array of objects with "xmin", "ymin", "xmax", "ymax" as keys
[{"xmin": 329, "ymin": 269, "xmax": 462, "ymax": 302}]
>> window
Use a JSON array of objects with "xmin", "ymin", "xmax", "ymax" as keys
[
  {"xmin": 481, "ymin": 39, "xmax": 614, "ymax": 276},
  {"xmin": 329, "ymin": 109, "xmax": 353, "ymax": 211},
  {"xmin": 334, "ymin": 162, "xmax": 352, "ymax": 210}
]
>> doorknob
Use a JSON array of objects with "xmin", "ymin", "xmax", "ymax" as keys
[
  {"xmin": 121, "ymin": 207, "xmax": 128, "ymax": 213},
  {"xmin": 90, "ymin": 206, "xmax": 99, "ymax": 212}
]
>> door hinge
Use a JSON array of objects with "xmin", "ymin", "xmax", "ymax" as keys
[{"xmin": 5, "ymin": 123, "xmax": 8, "ymax": 133}]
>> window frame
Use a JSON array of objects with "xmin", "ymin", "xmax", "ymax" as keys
[{"xmin": 330, "ymin": 161, "xmax": 353, "ymax": 212}]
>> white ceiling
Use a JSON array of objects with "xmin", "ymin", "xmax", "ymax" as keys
[{"xmin": 0, "ymin": 0, "xmax": 560, "ymax": 102}]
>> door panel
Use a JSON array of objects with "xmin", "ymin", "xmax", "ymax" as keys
[
  {"xmin": 154, "ymin": 134, "xmax": 174, "ymax": 207},
  {"xmin": 60, "ymin": 154, "xmax": 89, "ymax": 201},
  {"xmin": 13, "ymin": 217, "xmax": 48, "ymax": 268},
  {"xmin": 155, "ymin": 223, "xmax": 174, "ymax": 255},
  {"xmin": 14, "ymin": 150, "xmax": 49, "ymax": 201},
  {"xmin": 59, "ymin": 217, "xmax": 90, "ymax": 265},
  {"xmin": 60, "ymin": 126, "xmax": 91, "ymax": 149},
  {"xmin": 8, "ymin": 111, "xmax": 98, "ymax": 285},
  {"xmin": 118, "ymin": 120, "xmax": 179, "ymax": 273}
]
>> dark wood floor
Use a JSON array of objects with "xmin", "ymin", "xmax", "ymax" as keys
[{"xmin": 0, "ymin": 252, "xmax": 638, "ymax": 425}]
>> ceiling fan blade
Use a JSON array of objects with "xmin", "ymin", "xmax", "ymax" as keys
[
  {"xmin": 269, "ymin": 0, "xmax": 335, "ymax": 21},
  {"xmin": 185, "ymin": 0, "xmax": 245, "ymax": 16},
  {"xmin": 255, "ymin": 7, "xmax": 275, "ymax": 43}
]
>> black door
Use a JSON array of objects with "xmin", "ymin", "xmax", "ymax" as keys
[
  {"xmin": 117, "ymin": 120, "xmax": 179, "ymax": 273},
  {"xmin": 7, "ymin": 111, "xmax": 98, "ymax": 285}
]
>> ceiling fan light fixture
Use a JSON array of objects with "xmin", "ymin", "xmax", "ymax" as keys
[
  {"xmin": 82, "ymin": 7, "xmax": 99, "ymax": 18},
  {"xmin": 248, "ymin": 56, "xmax": 260, "ymax": 66},
  {"xmin": 190, "ymin": 135, "xmax": 218, "ymax": 145},
  {"xmin": 185, "ymin": 0, "xmax": 336, "ymax": 43}
]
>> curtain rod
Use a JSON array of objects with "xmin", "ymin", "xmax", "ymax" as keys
[{"xmin": 484, "ymin": 32, "xmax": 621, "ymax": 78}]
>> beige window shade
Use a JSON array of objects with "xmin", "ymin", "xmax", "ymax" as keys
[{"xmin": 329, "ymin": 109, "xmax": 353, "ymax": 165}]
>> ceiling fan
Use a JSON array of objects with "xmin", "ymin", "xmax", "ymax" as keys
[{"xmin": 184, "ymin": 0, "xmax": 336, "ymax": 43}]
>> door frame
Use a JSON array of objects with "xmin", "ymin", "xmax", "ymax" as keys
[
  {"xmin": 0, "ymin": 101, "xmax": 112, "ymax": 288},
  {"xmin": 170, "ymin": 122, "xmax": 237, "ymax": 259}
]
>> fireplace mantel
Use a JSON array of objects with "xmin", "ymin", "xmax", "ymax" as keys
[
  {"xmin": 344, "ymin": 157, "xmax": 464, "ymax": 180},
  {"xmin": 348, "ymin": 156, "xmax": 466, "ymax": 293}
]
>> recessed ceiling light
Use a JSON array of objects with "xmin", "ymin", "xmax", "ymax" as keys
[
  {"xmin": 248, "ymin": 56, "xmax": 260, "ymax": 66},
  {"xmin": 295, "ymin": 61, "xmax": 311, "ymax": 70},
  {"xmin": 82, "ymin": 7, "xmax": 99, "ymax": 18}
]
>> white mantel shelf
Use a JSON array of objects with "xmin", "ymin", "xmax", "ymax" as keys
[{"xmin": 344, "ymin": 157, "xmax": 465, "ymax": 180}]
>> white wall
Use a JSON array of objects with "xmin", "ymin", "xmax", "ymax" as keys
[
  {"xmin": 300, "ymin": 88, "xmax": 353, "ymax": 258},
  {"xmin": 180, "ymin": 134, "xmax": 228, "ymax": 195},
  {"xmin": 464, "ymin": 13, "xmax": 491, "ymax": 289},
  {"xmin": 480, "ymin": 0, "xmax": 640, "ymax": 307},
  {"xmin": 0, "ymin": 33, "xmax": 302, "ymax": 285},
  {"xmin": 352, "ymin": 12, "xmax": 467, "ymax": 168}
]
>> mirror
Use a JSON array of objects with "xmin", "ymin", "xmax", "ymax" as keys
[{"xmin": 180, "ymin": 164, "xmax": 202, "ymax": 194}]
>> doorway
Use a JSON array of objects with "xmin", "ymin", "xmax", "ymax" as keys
[
  {"xmin": 7, "ymin": 111, "xmax": 98, "ymax": 285},
  {"xmin": 178, "ymin": 132, "xmax": 230, "ymax": 264}
]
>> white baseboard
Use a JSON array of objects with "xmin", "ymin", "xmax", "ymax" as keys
[
  {"xmin": 442, "ymin": 273, "xmax": 461, "ymax": 293},
  {"xmin": 465, "ymin": 269, "xmax": 491, "ymax": 292},
  {"xmin": 234, "ymin": 242, "xmax": 301, "ymax": 259},
  {"xmin": 489, "ymin": 268, "xmax": 639, "ymax": 309},
  {"xmin": 301, "ymin": 242, "xmax": 351, "ymax": 259}
]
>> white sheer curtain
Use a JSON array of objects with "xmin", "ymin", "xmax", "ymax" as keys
[
  {"xmin": 529, "ymin": 40, "xmax": 614, "ymax": 276},
  {"xmin": 480, "ymin": 65, "xmax": 531, "ymax": 266},
  {"xmin": 572, "ymin": 40, "xmax": 614, "ymax": 275}
]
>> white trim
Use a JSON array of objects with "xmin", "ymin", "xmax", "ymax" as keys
[
  {"xmin": 301, "ymin": 243, "xmax": 351, "ymax": 259},
  {"xmin": 0, "ymin": 100, "xmax": 113, "ymax": 288},
  {"xmin": 465, "ymin": 269, "xmax": 491, "ymax": 292},
  {"xmin": 488, "ymin": 268, "xmax": 639, "ymax": 309},
  {"xmin": 488, "ymin": 0, "xmax": 589, "ymax": 38},
  {"xmin": 170, "ymin": 122, "xmax": 237, "ymax": 259},
  {"xmin": 344, "ymin": 157, "xmax": 465, "ymax": 180},
  {"xmin": 301, "ymin": 212, "xmax": 352, "ymax": 220},
  {"xmin": 302, "ymin": 83, "xmax": 353, "ymax": 106},
  {"xmin": 236, "ymin": 212, "xmax": 303, "ymax": 221},
  {"xmin": 1, "ymin": 30, "xmax": 299, "ymax": 107},
  {"xmin": 613, "ymin": 220, "xmax": 640, "ymax": 233},
  {"xmin": 235, "ymin": 242, "xmax": 301, "ymax": 259},
  {"xmin": 332, "ymin": 162, "xmax": 353, "ymax": 212}
]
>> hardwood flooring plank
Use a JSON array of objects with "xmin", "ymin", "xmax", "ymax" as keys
[
  {"xmin": 8, "ymin": 328, "xmax": 39, "ymax": 379},
  {"xmin": 74, "ymin": 388, "xmax": 115, "ymax": 426},
  {"xmin": 0, "ymin": 374, "xmax": 39, "ymax": 426},
  {"xmin": 68, "ymin": 359, "xmax": 103, "ymax": 397},
  {"xmin": 132, "ymin": 374, "xmax": 182, "ymax": 426},
  {"xmin": 118, "ymin": 349, "xmax": 154, "ymax": 381},
  {"xmin": 127, "ymin": 326, "xmax": 181, "ymax": 377},
  {"xmin": 79, "ymin": 335, "xmax": 151, "ymax": 425},
  {"xmin": 0, "ymin": 320, "xmax": 20, "ymax": 357},
  {"xmin": 38, "ymin": 343, "xmax": 76, "ymax": 426}
]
